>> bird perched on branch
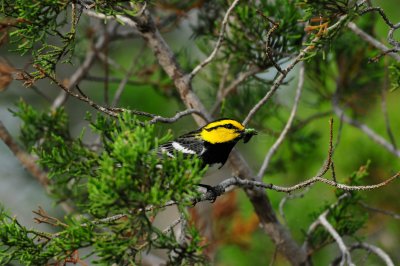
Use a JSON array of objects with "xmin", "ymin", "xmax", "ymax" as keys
[{"xmin": 158, "ymin": 118, "xmax": 257, "ymax": 168}]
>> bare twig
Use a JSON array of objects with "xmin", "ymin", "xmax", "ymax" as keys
[
  {"xmin": 211, "ymin": 65, "xmax": 262, "ymax": 115},
  {"xmin": 148, "ymin": 109, "xmax": 207, "ymax": 124},
  {"xmin": 52, "ymin": 23, "xmax": 118, "ymax": 109},
  {"xmin": 290, "ymin": 111, "xmax": 332, "ymax": 132},
  {"xmin": 84, "ymin": 9, "xmax": 138, "ymax": 28},
  {"xmin": 188, "ymin": 0, "xmax": 240, "ymax": 80},
  {"xmin": 41, "ymin": 67, "xmax": 191, "ymax": 122},
  {"xmin": 359, "ymin": 6, "xmax": 395, "ymax": 28},
  {"xmin": 347, "ymin": 22, "xmax": 400, "ymax": 62},
  {"xmin": 229, "ymin": 172, "xmax": 400, "ymax": 193},
  {"xmin": 97, "ymin": 51, "xmax": 128, "ymax": 74},
  {"xmin": 358, "ymin": 201, "xmax": 400, "ymax": 220},
  {"xmin": 388, "ymin": 22, "xmax": 400, "ymax": 49},
  {"xmin": 257, "ymin": 10, "xmax": 284, "ymax": 74},
  {"xmin": 84, "ymin": 75, "xmax": 161, "ymax": 87},
  {"xmin": 256, "ymin": 63, "xmax": 304, "ymax": 180},
  {"xmin": 351, "ymin": 243, "xmax": 394, "ymax": 266},
  {"xmin": 332, "ymin": 93, "xmax": 400, "ymax": 157},
  {"xmin": 279, "ymin": 117, "xmax": 341, "ymax": 222},
  {"xmin": 359, "ymin": 6, "xmax": 400, "ymax": 49},
  {"xmin": 33, "ymin": 206, "xmax": 68, "ymax": 228},
  {"xmin": 278, "ymin": 186, "xmax": 310, "ymax": 225},
  {"xmin": 332, "ymin": 242, "xmax": 395, "ymax": 266},
  {"xmin": 39, "ymin": 67, "xmax": 121, "ymax": 117}
]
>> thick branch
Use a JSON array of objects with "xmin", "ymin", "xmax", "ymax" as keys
[
  {"xmin": 124, "ymin": 7, "xmax": 308, "ymax": 265},
  {"xmin": 0, "ymin": 121, "xmax": 73, "ymax": 213},
  {"xmin": 0, "ymin": 121, "xmax": 49, "ymax": 188}
]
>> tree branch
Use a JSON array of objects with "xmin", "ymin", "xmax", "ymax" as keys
[
  {"xmin": 0, "ymin": 121, "xmax": 73, "ymax": 213},
  {"xmin": 319, "ymin": 213, "xmax": 354, "ymax": 266}
]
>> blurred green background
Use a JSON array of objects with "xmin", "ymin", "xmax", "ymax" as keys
[{"xmin": 1, "ymin": 0, "xmax": 399, "ymax": 265}]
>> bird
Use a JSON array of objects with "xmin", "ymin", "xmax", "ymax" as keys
[{"xmin": 157, "ymin": 118, "xmax": 257, "ymax": 169}]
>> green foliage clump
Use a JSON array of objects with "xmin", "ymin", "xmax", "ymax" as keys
[
  {"xmin": 0, "ymin": 0, "xmax": 143, "ymax": 78},
  {"xmin": 11, "ymin": 100, "xmax": 70, "ymax": 151},
  {"xmin": 3, "ymin": 103, "xmax": 207, "ymax": 265},
  {"xmin": 1, "ymin": 0, "xmax": 76, "ymax": 76}
]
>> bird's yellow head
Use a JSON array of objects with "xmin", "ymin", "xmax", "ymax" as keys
[{"xmin": 199, "ymin": 119, "xmax": 257, "ymax": 144}]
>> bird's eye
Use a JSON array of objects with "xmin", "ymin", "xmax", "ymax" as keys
[{"xmin": 225, "ymin": 124, "xmax": 234, "ymax": 129}]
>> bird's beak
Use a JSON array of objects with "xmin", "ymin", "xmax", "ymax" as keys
[{"xmin": 242, "ymin": 128, "xmax": 257, "ymax": 143}]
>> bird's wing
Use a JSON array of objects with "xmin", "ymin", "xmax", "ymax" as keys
[{"xmin": 158, "ymin": 132, "xmax": 204, "ymax": 158}]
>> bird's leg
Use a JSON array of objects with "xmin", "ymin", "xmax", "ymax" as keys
[{"xmin": 197, "ymin": 184, "xmax": 221, "ymax": 203}]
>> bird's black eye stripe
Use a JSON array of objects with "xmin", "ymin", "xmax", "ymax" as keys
[{"xmin": 204, "ymin": 124, "xmax": 238, "ymax": 131}]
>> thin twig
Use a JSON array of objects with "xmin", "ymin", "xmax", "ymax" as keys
[
  {"xmin": 278, "ymin": 186, "xmax": 310, "ymax": 225},
  {"xmin": 257, "ymin": 10, "xmax": 284, "ymax": 74},
  {"xmin": 148, "ymin": 109, "xmax": 207, "ymax": 124},
  {"xmin": 290, "ymin": 111, "xmax": 332, "ymax": 132},
  {"xmin": 211, "ymin": 65, "xmax": 262, "ymax": 115},
  {"xmin": 332, "ymin": 242, "xmax": 395, "ymax": 266},
  {"xmin": 359, "ymin": 6, "xmax": 395, "ymax": 27},
  {"xmin": 332, "ymin": 93, "xmax": 400, "ymax": 157},
  {"xmin": 84, "ymin": 10, "xmax": 138, "ymax": 28},
  {"xmin": 52, "ymin": 23, "xmax": 118, "ymax": 109},
  {"xmin": 97, "ymin": 51, "xmax": 128, "ymax": 74},
  {"xmin": 347, "ymin": 22, "xmax": 400, "ymax": 62},
  {"xmin": 256, "ymin": 63, "xmax": 305, "ymax": 180},
  {"xmin": 188, "ymin": 0, "xmax": 240, "ymax": 80},
  {"xmin": 279, "ymin": 117, "xmax": 340, "ymax": 222},
  {"xmin": 358, "ymin": 201, "xmax": 400, "ymax": 220},
  {"xmin": 39, "ymin": 67, "xmax": 120, "ymax": 117},
  {"xmin": 39, "ymin": 66, "xmax": 187, "ymax": 122},
  {"xmin": 84, "ymin": 75, "xmax": 161, "ymax": 87},
  {"xmin": 230, "ymin": 172, "xmax": 400, "ymax": 193}
]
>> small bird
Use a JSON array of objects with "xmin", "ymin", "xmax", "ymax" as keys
[{"xmin": 158, "ymin": 118, "xmax": 257, "ymax": 168}]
